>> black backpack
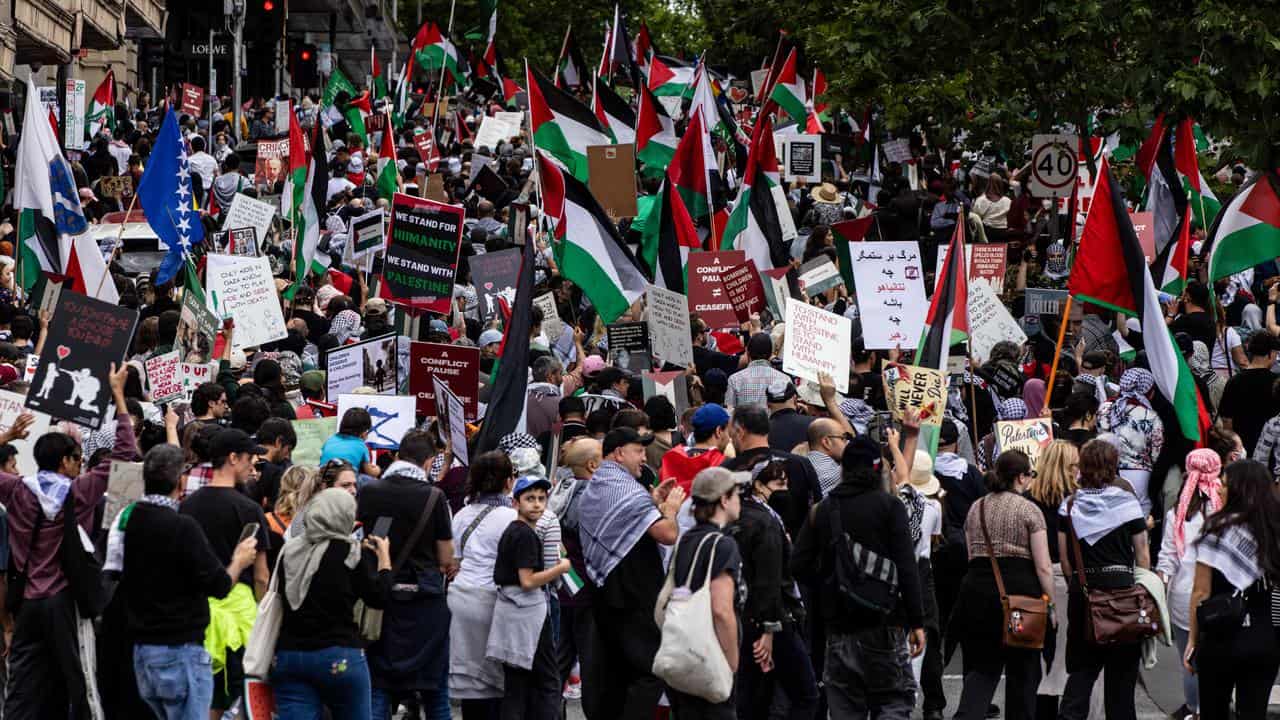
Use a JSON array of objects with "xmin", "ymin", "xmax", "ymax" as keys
[{"xmin": 826, "ymin": 496, "xmax": 899, "ymax": 617}]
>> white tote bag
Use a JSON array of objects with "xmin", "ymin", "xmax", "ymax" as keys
[
  {"xmin": 242, "ymin": 557, "xmax": 284, "ymax": 679},
  {"xmin": 652, "ymin": 533, "xmax": 733, "ymax": 703}
]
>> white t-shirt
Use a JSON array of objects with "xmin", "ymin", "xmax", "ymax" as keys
[
  {"xmin": 451, "ymin": 503, "xmax": 519, "ymax": 590},
  {"xmin": 916, "ymin": 499, "xmax": 942, "ymax": 560},
  {"xmin": 973, "ymin": 195, "xmax": 1011, "ymax": 229},
  {"xmin": 1211, "ymin": 326, "xmax": 1242, "ymax": 372}
]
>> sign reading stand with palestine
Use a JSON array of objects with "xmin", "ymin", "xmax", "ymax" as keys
[
  {"xmin": 27, "ymin": 291, "xmax": 139, "ymax": 430},
  {"xmin": 380, "ymin": 193, "xmax": 463, "ymax": 314}
]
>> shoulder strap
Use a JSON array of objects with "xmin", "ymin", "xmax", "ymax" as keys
[
  {"xmin": 700, "ymin": 534, "xmax": 723, "ymax": 588},
  {"xmin": 1066, "ymin": 495, "xmax": 1090, "ymax": 591},
  {"xmin": 19, "ymin": 504, "xmax": 45, "ymax": 578},
  {"xmin": 391, "ymin": 486, "xmax": 441, "ymax": 575},
  {"xmin": 458, "ymin": 504, "xmax": 498, "ymax": 558},
  {"xmin": 682, "ymin": 532, "xmax": 718, "ymax": 588},
  {"xmin": 978, "ymin": 497, "xmax": 1008, "ymax": 600}
]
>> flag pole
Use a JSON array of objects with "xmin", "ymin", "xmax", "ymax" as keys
[
  {"xmin": 1041, "ymin": 295, "xmax": 1074, "ymax": 415},
  {"xmin": 93, "ymin": 190, "xmax": 140, "ymax": 298},
  {"xmin": 965, "ymin": 342, "xmax": 979, "ymax": 446},
  {"xmin": 427, "ymin": 0, "xmax": 458, "ymax": 153}
]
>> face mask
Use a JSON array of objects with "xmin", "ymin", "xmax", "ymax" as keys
[{"xmin": 766, "ymin": 489, "xmax": 793, "ymax": 519}]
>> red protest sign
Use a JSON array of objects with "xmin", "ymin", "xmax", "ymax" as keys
[
  {"xmin": 969, "ymin": 243, "xmax": 1008, "ymax": 294},
  {"xmin": 686, "ymin": 250, "xmax": 745, "ymax": 330},
  {"xmin": 722, "ymin": 259, "xmax": 766, "ymax": 322},
  {"xmin": 410, "ymin": 342, "xmax": 480, "ymax": 420},
  {"xmin": 414, "ymin": 131, "xmax": 440, "ymax": 172},
  {"xmin": 1130, "ymin": 211, "xmax": 1156, "ymax": 262},
  {"xmin": 181, "ymin": 83, "xmax": 205, "ymax": 118}
]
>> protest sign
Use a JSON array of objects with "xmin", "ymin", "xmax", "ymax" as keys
[
  {"xmin": 23, "ymin": 355, "xmax": 36, "ymax": 384},
  {"xmin": 414, "ymin": 132, "xmax": 439, "ymax": 169},
  {"xmin": 587, "ymin": 144, "xmax": 639, "ymax": 218},
  {"xmin": 211, "ymin": 227, "xmax": 257, "ymax": 256},
  {"xmin": 145, "ymin": 350, "xmax": 183, "ymax": 403},
  {"xmin": 883, "ymin": 363, "xmax": 947, "ymax": 428},
  {"xmin": 970, "ymin": 243, "xmax": 1008, "ymax": 293},
  {"xmin": 102, "ymin": 461, "xmax": 144, "ymax": 530},
  {"xmin": 782, "ymin": 301, "xmax": 852, "ymax": 393},
  {"xmin": 968, "ymin": 282, "xmax": 1028, "ymax": 363},
  {"xmin": 850, "ymin": 241, "xmax": 928, "ymax": 349},
  {"xmin": 642, "ymin": 370, "xmax": 691, "ymax": 415},
  {"xmin": 224, "ymin": 193, "xmax": 275, "ymax": 247},
  {"xmin": 1025, "ymin": 288, "xmax": 1069, "ymax": 317},
  {"xmin": 687, "ymin": 250, "xmax": 746, "ymax": 330},
  {"xmin": 179, "ymin": 362, "xmax": 218, "ymax": 401},
  {"xmin": 291, "ymin": 417, "xmax": 338, "ymax": 466},
  {"xmin": 64, "ymin": 79, "xmax": 85, "ymax": 151},
  {"xmin": 533, "ymin": 293, "xmax": 563, "ymax": 346},
  {"xmin": 474, "ymin": 113, "xmax": 524, "ymax": 151},
  {"xmin": 749, "ymin": 68, "xmax": 771, "ymax": 95},
  {"xmin": 782, "ymin": 135, "xmax": 822, "ymax": 183},
  {"xmin": 797, "ymin": 256, "xmax": 843, "ymax": 296},
  {"xmin": 39, "ymin": 278, "xmax": 63, "ymax": 314},
  {"xmin": 325, "ymin": 333, "xmax": 398, "ymax": 398},
  {"xmin": 254, "ymin": 138, "xmax": 289, "ymax": 190},
  {"xmin": 349, "ymin": 209, "xmax": 385, "ymax": 260},
  {"xmin": 381, "ymin": 193, "xmax": 463, "ymax": 314},
  {"xmin": 1130, "ymin": 211, "xmax": 1156, "ymax": 261},
  {"xmin": 27, "ymin": 291, "xmax": 139, "ymax": 430},
  {"xmin": 432, "ymin": 376, "xmax": 469, "ymax": 466},
  {"xmin": 722, "ymin": 260, "xmax": 767, "ymax": 322},
  {"xmin": 99, "ymin": 175, "xmax": 133, "ymax": 199},
  {"xmin": 205, "ymin": 254, "xmax": 287, "ymax": 350},
  {"xmin": 180, "ymin": 83, "xmax": 205, "ymax": 117},
  {"xmin": 0, "ymin": 390, "xmax": 50, "ymax": 476},
  {"xmin": 882, "ymin": 138, "xmax": 912, "ymax": 163},
  {"xmin": 996, "ymin": 418, "xmax": 1055, "ymax": 467},
  {"xmin": 410, "ymin": 342, "xmax": 480, "ymax": 420},
  {"xmin": 336, "ymin": 394, "xmax": 416, "ymax": 450},
  {"xmin": 761, "ymin": 266, "xmax": 793, "ymax": 319},
  {"xmin": 606, "ymin": 322, "xmax": 654, "ymax": 374},
  {"xmin": 178, "ymin": 289, "xmax": 220, "ymax": 362},
  {"xmin": 645, "ymin": 284, "xmax": 693, "ymax": 368},
  {"xmin": 469, "ymin": 247, "xmax": 522, "ymax": 320}
]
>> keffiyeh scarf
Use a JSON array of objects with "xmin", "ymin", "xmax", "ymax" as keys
[
  {"xmin": 104, "ymin": 494, "xmax": 182, "ymax": 573},
  {"xmin": 1108, "ymin": 368, "xmax": 1154, "ymax": 431},
  {"xmin": 1174, "ymin": 449, "xmax": 1223, "ymax": 558},
  {"xmin": 997, "ymin": 398, "xmax": 1028, "ymax": 421},
  {"xmin": 330, "ymin": 310, "xmax": 363, "ymax": 344},
  {"xmin": 1060, "ymin": 486, "xmax": 1144, "ymax": 545},
  {"xmin": 898, "ymin": 484, "xmax": 925, "ymax": 544},
  {"xmin": 1197, "ymin": 524, "xmax": 1263, "ymax": 592},
  {"xmin": 578, "ymin": 460, "xmax": 661, "ymax": 586}
]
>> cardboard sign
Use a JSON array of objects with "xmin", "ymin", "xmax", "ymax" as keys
[
  {"xmin": 180, "ymin": 83, "xmax": 205, "ymax": 118},
  {"xmin": 254, "ymin": 138, "xmax": 289, "ymax": 190},
  {"xmin": 968, "ymin": 282, "xmax": 1028, "ymax": 364},
  {"xmin": 782, "ymin": 135, "xmax": 822, "ymax": 184},
  {"xmin": 381, "ymin": 193, "xmax": 463, "ymax": 314},
  {"xmin": 533, "ymin": 293, "xmax": 563, "ymax": 346},
  {"xmin": 882, "ymin": 138, "xmax": 912, "ymax": 164},
  {"xmin": 606, "ymin": 322, "xmax": 654, "ymax": 374},
  {"xmin": 223, "ymin": 193, "xmax": 276, "ymax": 248},
  {"xmin": 102, "ymin": 460, "xmax": 144, "ymax": 530},
  {"xmin": 291, "ymin": 417, "xmax": 338, "ymax": 466},
  {"xmin": 782, "ymin": 301, "xmax": 852, "ymax": 393},
  {"xmin": 99, "ymin": 175, "xmax": 133, "ymax": 199},
  {"xmin": 0, "ymin": 390, "xmax": 51, "ymax": 476},
  {"xmin": 996, "ymin": 418, "xmax": 1055, "ymax": 468},
  {"xmin": 432, "ymin": 376, "xmax": 469, "ymax": 466},
  {"xmin": 1130, "ymin": 211, "xmax": 1156, "ymax": 261},
  {"xmin": 761, "ymin": 266, "xmax": 793, "ymax": 320},
  {"xmin": 325, "ymin": 334, "xmax": 398, "ymax": 399},
  {"xmin": 884, "ymin": 363, "xmax": 946, "ymax": 428},
  {"xmin": 178, "ymin": 289, "xmax": 220, "ymax": 362},
  {"xmin": 179, "ymin": 361, "xmax": 218, "ymax": 401},
  {"xmin": 850, "ymin": 241, "xmax": 928, "ymax": 349},
  {"xmin": 1025, "ymin": 288, "xmax": 1069, "ymax": 318},
  {"xmin": 797, "ymin": 256, "xmax": 843, "ymax": 296},
  {"xmin": 144, "ymin": 350, "xmax": 183, "ymax": 403},
  {"xmin": 715, "ymin": 260, "xmax": 764, "ymax": 324},
  {"xmin": 687, "ymin": 250, "xmax": 746, "ymax": 330},
  {"xmin": 410, "ymin": 342, "xmax": 480, "ymax": 420},
  {"xmin": 645, "ymin": 284, "xmax": 693, "ymax": 368},
  {"xmin": 642, "ymin": 370, "xmax": 690, "ymax": 415},
  {"xmin": 336, "ymin": 394, "xmax": 416, "ymax": 450},
  {"xmin": 27, "ymin": 291, "xmax": 139, "ymax": 429},
  {"xmin": 469, "ymin": 247, "xmax": 523, "ymax": 320},
  {"xmin": 349, "ymin": 209, "xmax": 385, "ymax": 259},
  {"xmin": 205, "ymin": 254, "xmax": 287, "ymax": 350},
  {"xmin": 587, "ymin": 144, "xmax": 639, "ymax": 218}
]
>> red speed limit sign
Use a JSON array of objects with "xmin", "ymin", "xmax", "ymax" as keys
[{"xmin": 1029, "ymin": 134, "xmax": 1079, "ymax": 198}]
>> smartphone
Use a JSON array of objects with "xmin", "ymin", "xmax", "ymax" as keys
[
  {"xmin": 370, "ymin": 516, "xmax": 393, "ymax": 539},
  {"xmin": 238, "ymin": 522, "xmax": 259, "ymax": 544}
]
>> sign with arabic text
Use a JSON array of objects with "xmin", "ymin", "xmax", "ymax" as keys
[{"xmin": 850, "ymin": 241, "xmax": 927, "ymax": 349}]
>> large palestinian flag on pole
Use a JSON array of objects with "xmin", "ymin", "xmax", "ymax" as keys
[
  {"xmin": 413, "ymin": 22, "xmax": 466, "ymax": 87},
  {"xmin": 283, "ymin": 107, "xmax": 326, "ymax": 296},
  {"xmin": 591, "ymin": 76, "xmax": 636, "ymax": 145},
  {"xmin": 86, "ymin": 70, "xmax": 115, "ymax": 139},
  {"xmin": 1070, "ymin": 157, "xmax": 1205, "ymax": 442},
  {"xmin": 636, "ymin": 82, "xmax": 676, "ymax": 178},
  {"xmin": 647, "ymin": 55, "xmax": 694, "ymax": 99},
  {"xmin": 915, "ymin": 217, "xmax": 969, "ymax": 454},
  {"xmin": 722, "ymin": 115, "xmax": 789, "ymax": 272},
  {"xmin": 538, "ymin": 152, "xmax": 647, "ymax": 322},
  {"xmin": 1175, "ymin": 117, "xmax": 1221, "ymax": 231},
  {"xmin": 638, "ymin": 179, "xmax": 701, "ymax": 293},
  {"xmin": 527, "ymin": 63, "xmax": 611, "ymax": 182},
  {"xmin": 555, "ymin": 26, "xmax": 589, "ymax": 90},
  {"xmin": 1206, "ymin": 172, "xmax": 1280, "ymax": 282}
]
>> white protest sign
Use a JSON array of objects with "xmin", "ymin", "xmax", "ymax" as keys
[
  {"xmin": 532, "ymin": 293, "xmax": 562, "ymax": 347},
  {"xmin": 179, "ymin": 362, "xmax": 218, "ymax": 401},
  {"xmin": 224, "ymin": 193, "xmax": 276, "ymax": 247},
  {"xmin": 850, "ymin": 241, "xmax": 928, "ymax": 349},
  {"xmin": 1029, "ymin": 134, "xmax": 1079, "ymax": 198},
  {"xmin": 645, "ymin": 284, "xmax": 693, "ymax": 367},
  {"xmin": 782, "ymin": 134, "xmax": 822, "ymax": 184},
  {"xmin": 882, "ymin": 138, "xmax": 912, "ymax": 164},
  {"xmin": 205, "ymin": 254, "xmax": 288, "ymax": 350},
  {"xmin": 336, "ymin": 394, "xmax": 416, "ymax": 450},
  {"xmin": 0, "ymin": 390, "xmax": 51, "ymax": 476},
  {"xmin": 782, "ymin": 302, "xmax": 852, "ymax": 393},
  {"xmin": 474, "ymin": 113, "xmax": 523, "ymax": 151},
  {"xmin": 967, "ymin": 282, "xmax": 1027, "ymax": 364},
  {"xmin": 432, "ymin": 376, "xmax": 469, "ymax": 466},
  {"xmin": 144, "ymin": 350, "xmax": 183, "ymax": 403}
]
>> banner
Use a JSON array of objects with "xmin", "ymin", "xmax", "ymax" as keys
[
  {"xmin": 996, "ymin": 418, "xmax": 1054, "ymax": 468},
  {"xmin": 606, "ymin": 322, "xmax": 653, "ymax": 374},
  {"xmin": 324, "ymin": 333, "xmax": 399, "ymax": 399},
  {"xmin": 205, "ymin": 254, "xmax": 287, "ymax": 350},
  {"xmin": 224, "ymin": 193, "xmax": 276, "ymax": 247},
  {"xmin": 687, "ymin": 250, "xmax": 745, "ymax": 330},
  {"xmin": 782, "ymin": 301, "xmax": 852, "ymax": 393},
  {"xmin": 27, "ymin": 291, "xmax": 139, "ymax": 429},
  {"xmin": 181, "ymin": 83, "xmax": 205, "ymax": 117},
  {"xmin": 410, "ymin": 342, "xmax": 480, "ymax": 420},
  {"xmin": 336, "ymin": 394, "xmax": 416, "ymax": 450},
  {"xmin": 645, "ymin": 284, "xmax": 693, "ymax": 368},
  {"xmin": 968, "ymin": 283, "xmax": 1027, "ymax": 364},
  {"xmin": 884, "ymin": 363, "xmax": 946, "ymax": 428},
  {"xmin": 722, "ymin": 260, "xmax": 766, "ymax": 322},
  {"xmin": 850, "ymin": 241, "xmax": 927, "ymax": 349},
  {"xmin": 0, "ymin": 390, "xmax": 51, "ymax": 476},
  {"xmin": 469, "ymin": 247, "xmax": 522, "ymax": 320},
  {"xmin": 381, "ymin": 193, "xmax": 463, "ymax": 313},
  {"xmin": 432, "ymin": 376, "xmax": 470, "ymax": 466}
]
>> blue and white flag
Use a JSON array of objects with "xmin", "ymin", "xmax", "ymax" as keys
[{"xmin": 138, "ymin": 108, "xmax": 204, "ymax": 285}]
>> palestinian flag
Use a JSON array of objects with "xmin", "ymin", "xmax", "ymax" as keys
[
  {"xmin": 375, "ymin": 112, "xmax": 398, "ymax": 202},
  {"xmin": 833, "ymin": 216, "xmax": 875, "ymax": 289},
  {"xmin": 555, "ymin": 26, "xmax": 589, "ymax": 90},
  {"xmin": 480, "ymin": 0, "xmax": 498, "ymax": 71},
  {"xmin": 526, "ymin": 63, "xmax": 611, "ymax": 182},
  {"xmin": 473, "ymin": 239, "xmax": 535, "ymax": 455},
  {"xmin": 768, "ymin": 48, "xmax": 806, "ymax": 126},
  {"xmin": 639, "ymin": 179, "xmax": 701, "ymax": 293},
  {"xmin": 322, "ymin": 66, "xmax": 357, "ymax": 110},
  {"xmin": 812, "ymin": 67, "xmax": 830, "ymax": 124},
  {"xmin": 667, "ymin": 103, "xmax": 722, "ymax": 222},
  {"xmin": 86, "ymin": 70, "xmax": 115, "ymax": 139},
  {"xmin": 636, "ymin": 82, "xmax": 677, "ymax": 178},
  {"xmin": 597, "ymin": 5, "xmax": 641, "ymax": 90},
  {"xmin": 591, "ymin": 76, "xmax": 636, "ymax": 145},
  {"xmin": 722, "ymin": 115, "xmax": 789, "ymax": 272},
  {"xmin": 1175, "ymin": 117, "xmax": 1221, "ymax": 231},
  {"xmin": 633, "ymin": 21, "xmax": 654, "ymax": 74},
  {"xmin": 283, "ymin": 107, "xmax": 326, "ymax": 296},
  {"xmin": 1206, "ymin": 172, "xmax": 1280, "ymax": 282},
  {"xmin": 414, "ymin": 22, "xmax": 466, "ymax": 87},
  {"xmin": 1151, "ymin": 204, "xmax": 1191, "ymax": 295},
  {"xmin": 1146, "ymin": 134, "xmax": 1187, "ymax": 259},
  {"xmin": 1134, "ymin": 114, "xmax": 1167, "ymax": 182},
  {"xmin": 539, "ymin": 152, "xmax": 646, "ymax": 323},
  {"xmin": 648, "ymin": 55, "xmax": 694, "ymax": 99},
  {"xmin": 915, "ymin": 218, "xmax": 969, "ymax": 452},
  {"xmin": 1070, "ymin": 157, "xmax": 1204, "ymax": 441},
  {"xmin": 371, "ymin": 52, "xmax": 390, "ymax": 100}
]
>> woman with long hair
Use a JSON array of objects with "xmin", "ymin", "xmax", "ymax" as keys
[
  {"xmin": 1156, "ymin": 449, "xmax": 1223, "ymax": 720},
  {"xmin": 1024, "ymin": 441, "xmax": 1078, "ymax": 717},
  {"xmin": 1186, "ymin": 460, "xmax": 1280, "ymax": 720}
]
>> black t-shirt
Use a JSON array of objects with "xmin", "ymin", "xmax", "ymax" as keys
[
  {"xmin": 179, "ymin": 485, "xmax": 271, "ymax": 587},
  {"xmin": 673, "ymin": 523, "xmax": 744, "ymax": 610},
  {"xmin": 1170, "ymin": 311, "xmax": 1216, "ymax": 350},
  {"xmin": 1218, "ymin": 367, "xmax": 1278, "ymax": 454},
  {"xmin": 598, "ymin": 532, "xmax": 665, "ymax": 611},
  {"xmin": 277, "ymin": 543, "xmax": 389, "ymax": 651},
  {"xmin": 493, "ymin": 520, "xmax": 542, "ymax": 587},
  {"xmin": 1061, "ymin": 511, "xmax": 1146, "ymax": 589},
  {"xmin": 356, "ymin": 475, "xmax": 453, "ymax": 582},
  {"xmin": 1062, "ymin": 427, "xmax": 1096, "ymax": 448}
]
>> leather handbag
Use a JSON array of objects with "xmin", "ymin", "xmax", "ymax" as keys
[
  {"xmin": 978, "ymin": 498, "xmax": 1049, "ymax": 649},
  {"xmin": 1066, "ymin": 496, "xmax": 1161, "ymax": 645}
]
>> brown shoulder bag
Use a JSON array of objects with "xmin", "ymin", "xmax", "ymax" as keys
[
  {"xmin": 1065, "ymin": 496, "xmax": 1161, "ymax": 645},
  {"xmin": 979, "ymin": 497, "xmax": 1049, "ymax": 649}
]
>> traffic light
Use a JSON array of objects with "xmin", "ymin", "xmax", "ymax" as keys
[
  {"xmin": 291, "ymin": 42, "xmax": 319, "ymax": 88},
  {"xmin": 262, "ymin": 0, "xmax": 275, "ymax": 10}
]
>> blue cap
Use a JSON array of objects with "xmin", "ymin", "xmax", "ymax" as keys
[
  {"xmin": 512, "ymin": 475, "xmax": 551, "ymax": 499},
  {"xmin": 691, "ymin": 403, "xmax": 731, "ymax": 433},
  {"xmin": 429, "ymin": 318, "xmax": 449, "ymax": 334},
  {"xmin": 478, "ymin": 329, "xmax": 504, "ymax": 347}
]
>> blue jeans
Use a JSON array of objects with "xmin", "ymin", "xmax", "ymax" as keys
[
  {"xmin": 132, "ymin": 643, "xmax": 214, "ymax": 720},
  {"xmin": 271, "ymin": 646, "xmax": 372, "ymax": 720},
  {"xmin": 1172, "ymin": 626, "xmax": 1199, "ymax": 712},
  {"xmin": 370, "ymin": 660, "xmax": 449, "ymax": 720}
]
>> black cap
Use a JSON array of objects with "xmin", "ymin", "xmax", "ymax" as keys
[
  {"xmin": 602, "ymin": 427, "xmax": 655, "ymax": 455},
  {"xmin": 841, "ymin": 435, "xmax": 882, "ymax": 471},
  {"xmin": 209, "ymin": 428, "xmax": 267, "ymax": 460},
  {"xmin": 766, "ymin": 380, "xmax": 797, "ymax": 403}
]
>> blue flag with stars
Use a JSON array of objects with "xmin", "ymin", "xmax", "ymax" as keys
[{"xmin": 138, "ymin": 107, "xmax": 204, "ymax": 285}]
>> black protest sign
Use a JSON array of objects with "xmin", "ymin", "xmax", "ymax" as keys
[
  {"xmin": 27, "ymin": 291, "xmax": 138, "ymax": 429},
  {"xmin": 468, "ymin": 247, "xmax": 522, "ymax": 320},
  {"xmin": 606, "ymin": 322, "xmax": 654, "ymax": 374},
  {"xmin": 380, "ymin": 192, "xmax": 463, "ymax": 314}
]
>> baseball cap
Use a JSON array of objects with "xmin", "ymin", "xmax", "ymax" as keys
[
  {"xmin": 691, "ymin": 467, "xmax": 744, "ymax": 503},
  {"xmin": 841, "ymin": 435, "xmax": 882, "ymax": 471},
  {"xmin": 300, "ymin": 370, "xmax": 326, "ymax": 395},
  {"xmin": 428, "ymin": 318, "xmax": 450, "ymax": 334},
  {"xmin": 582, "ymin": 355, "xmax": 606, "ymax": 376},
  {"xmin": 364, "ymin": 298, "xmax": 388, "ymax": 317},
  {"xmin": 209, "ymin": 429, "xmax": 267, "ymax": 460},
  {"xmin": 478, "ymin": 329, "xmax": 504, "ymax": 347},
  {"xmin": 691, "ymin": 403, "xmax": 731, "ymax": 433},
  {"xmin": 512, "ymin": 475, "xmax": 551, "ymax": 499},
  {"xmin": 766, "ymin": 380, "xmax": 797, "ymax": 403},
  {"xmin": 602, "ymin": 427, "xmax": 654, "ymax": 455}
]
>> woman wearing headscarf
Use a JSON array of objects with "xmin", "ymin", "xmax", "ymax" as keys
[
  {"xmin": 1096, "ymin": 368, "xmax": 1164, "ymax": 514},
  {"xmin": 330, "ymin": 310, "xmax": 364, "ymax": 345},
  {"xmin": 977, "ymin": 398, "xmax": 1028, "ymax": 471},
  {"xmin": 1156, "ymin": 449, "xmax": 1222, "ymax": 720},
  {"xmin": 1022, "ymin": 379, "xmax": 1047, "ymax": 419},
  {"xmin": 270, "ymin": 488, "xmax": 392, "ymax": 718},
  {"xmin": 1185, "ymin": 460, "xmax": 1280, "ymax": 720}
]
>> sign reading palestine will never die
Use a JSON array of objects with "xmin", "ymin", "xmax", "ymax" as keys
[{"xmin": 379, "ymin": 192, "xmax": 464, "ymax": 315}]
